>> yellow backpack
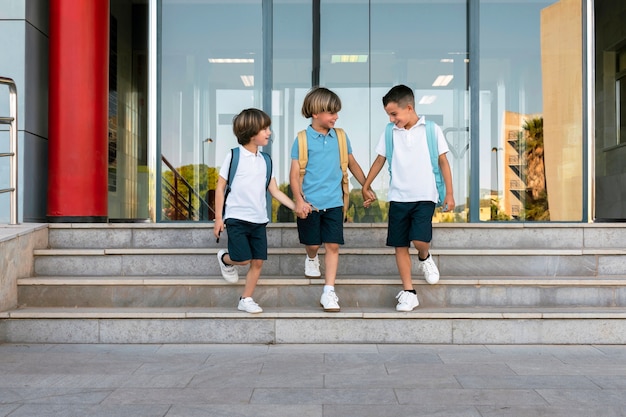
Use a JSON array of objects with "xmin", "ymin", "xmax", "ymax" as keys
[{"xmin": 297, "ymin": 128, "xmax": 349, "ymax": 218}]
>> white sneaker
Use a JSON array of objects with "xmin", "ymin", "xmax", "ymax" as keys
[
  {"xmin": 238, "ymin": 297, "xmax": 263, "ymax": 314},
  {"xmin": 320, "ymin": 290, "xmax": 340, "ymax": 312},
  {"xmin": 217, "ymin": 249, "xmax": 238, "ymax": 283},
  {"xmin": 305, "ymin": 255, "xmax": 321, "ymax": 278},
  {"xmin": 419, "ymin": 254, "xmax": 440, "ymax": 284},
  {"xmin": 395, "ymin": 290, "xmax": 419, "ymax": 312}
]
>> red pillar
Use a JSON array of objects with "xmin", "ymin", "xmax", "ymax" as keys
[{"xmin": 48, "ymin": 0, "xmax": 109, "ymax": 222}]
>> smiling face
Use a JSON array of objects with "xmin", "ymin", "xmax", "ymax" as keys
[
  {"xmin": 250, "ymin": 126, "xmax": 272, "ymax": 147},
  {"xmin": 311, "ymin": 111, "xmax": 338, "ymax": 133},
  {"xmin": 384, "ymin": 101, "xmax": 418, "ymax": 130}
]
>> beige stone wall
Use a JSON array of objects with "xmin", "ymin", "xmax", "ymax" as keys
[
  {"xmin": 540, "ymin": 0, "xmax": 583, "ymax": 221},
  {"xmin": 0, "ymin": 225, "xmax": 48, "ymax": 311}
]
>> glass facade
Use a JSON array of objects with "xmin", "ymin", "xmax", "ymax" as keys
[{"xmin": 154, "ymin": 0, "xmax": 586, "ymax": 223}]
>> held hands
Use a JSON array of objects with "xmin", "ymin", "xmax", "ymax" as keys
[
  {"xmin": 294, "ymin": 200, "xmax": 313, "ymax": 219},
  {"xmin": 362, "ymin": 187, "xmax": 377, "ymax": 208}
]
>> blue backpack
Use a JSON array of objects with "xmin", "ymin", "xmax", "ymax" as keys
[
  {"xmin": 224, "ymin": 147, "xmax": 272, "ymax": 212},
  {"xmin": 385, "ymin": 120, "xmax": 446, "ymax": 208}
]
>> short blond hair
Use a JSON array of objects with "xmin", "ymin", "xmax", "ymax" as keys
[{"xmin": 301, "ymin": 87, "xmax": 342, "ymax": 118}]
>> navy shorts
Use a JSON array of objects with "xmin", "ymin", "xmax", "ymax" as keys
[
  {"xmin": 225, "ymin": 218, "xmax": 268, "ymax": 261},
  {"xmin": 296, "ymin": 206, "xmax": 344, "ymax": 245},
  {"xmin": 386, "ymin": 201, "xmax": 436, "ymax": 247}
]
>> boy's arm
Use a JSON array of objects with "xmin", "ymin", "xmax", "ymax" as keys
[
  {"xmin": 439, "ymin": 152, "xmax": 455, "ymax": 212},
  {"xmin": 268, "ymin": 178, "xmax": 296, "ymax": 211},
  {"xmin": 347, "ymin": 154, "xmax": 367, "ymax": 186},
  {"xmin": 213, "ymin": 176, "xmax": 227, "ymax": 239},
  {"xmin": 348, "ymin": 154, "xmax": 376, "ymax": 204},
  {"xmin": 362, "ymin": 155, "xmax": 386, "ymax": 207},
  {"xmin": 289, "ymin": 159, "xmax": 310, "ymax": 218}
]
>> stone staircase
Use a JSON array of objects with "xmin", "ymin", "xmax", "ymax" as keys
[{"xmin": 1, "ymin": 222, "xmax": 626, "ymax": 344}]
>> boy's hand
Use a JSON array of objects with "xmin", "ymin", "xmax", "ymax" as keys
[
  {"xmin": 362, "ymin": 187, "xmax": 376, "ymax": 208},
  {"xmin": 213, "ymin": 219, "xmax": 224, "ymax": 241},
  {"xmin": 443, "ymin": 195, "xmax": 455, "ymax": 212},
  {"xmin": 294, "ymin": 200, "xmax": 311, "ymax": 219}
]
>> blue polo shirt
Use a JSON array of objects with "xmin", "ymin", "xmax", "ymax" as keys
[{"xmin": 291, "ymin": 126, "xmax": 353, "ymax": 210}]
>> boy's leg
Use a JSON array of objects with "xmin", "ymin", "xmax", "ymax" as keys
[
  {"xmin": 394, "ymin": 246, "xmax": 413, "ymax": 290},
  {"xmin": 388, "ymin": 202, "xmax": 419, "ymax": 311},
  {"xmin": 413, "ymin": 240, "xmax": 430, "ymax": 260},
  {"xmin": 305, "ymin": 245, "xmax": 320, "ymax": 258},
  {"xmin": 238, "ymin": 224, "xmax": 267, "ymax": 314},
  {"xmin": 387, "ymin": 202, "xmax": 414, "ymax": 287},
  {"xmin": 318, "ymin": 207, "xmax": 344, "ymax": 312},
  {"xmin": 409, "ymin": 202, "xmax": 439, "ymax": 285},
  {"xmin": 323, "ymin": 243, "xmax": 339, "ymax": 286},
  {"xmin": 298, "ymin": 214, "xmax": 322, "ymax": 277},
  {"xmin": 242, "ymin": 259, "xmax": 263, "ymax": 298},
  {"xmin": 217, "ymin": 219, "xmax": 254, "ymax": 283},
  {"xmin": 319, "ymin": 207, "xmax": 344, "ymax": 286}
]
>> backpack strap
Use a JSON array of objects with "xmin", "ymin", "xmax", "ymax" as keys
[
  {"xmin": 335, "ymin": 128, "xmax": 350, "ymax": 217},
  {"xmin": 226, "ymin": 147, "xmax": 239, "ymax": 196},
  {"xmin": 260, "ymin": 151, "xmax": 272, "ymax": 189},
  {"xmin": 297, "ymin": 130, "xmax": 308, "ymax": 187},
  {"xmin": 425, "ymin": 120, "xmax": 446, "ymax": 207},
  {"xmin": 223, "ymin": 147, "xmax": 239, "ymax": 216},
  {"xmin": 384, "ymin": 122, "xmax": 395, "ymax": 180}
]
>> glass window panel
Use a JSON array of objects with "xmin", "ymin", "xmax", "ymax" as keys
[
  {"xmin": 160, "ymin": 0, "xmax": 262, "ymax": 221},
  {"xmin": 271, "ymin": 0, "xmax": 311, "ymax": 222},
  {"xmin": 480, "ymin": 0, "xmax": 583, "ymax": 222},
  {"xmin": 320, "ymin": 0, "xmax": 371, "ymax": 222},
  {"xmin": 369, "ymin": 0, "xmax": 468, "ymax": 223}
]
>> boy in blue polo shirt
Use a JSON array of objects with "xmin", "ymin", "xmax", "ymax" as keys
[
  {"xmin": 362, "ymin": 85, "xmax": 455, "ymax": 312},
  {"xmin": 289, "ymin": 87, "xmax": 373, "ymax": 312},
  {"xmin": 214, "ymin": 108, "xmax": 296, "ymax": 313}
]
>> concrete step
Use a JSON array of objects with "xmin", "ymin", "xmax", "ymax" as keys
[
  {"xmin": 6, "ymin": 222, "xmax": 626, "ymax": 345},
  {"xmin": 2, "ymin": 306, "xmax": 626, "ymax": 344},
  {"xmin": 17, "ymin": 275, "xmax": 626, "ymax": 309},
  {"xmin": 46, "ymin": 223, "xmax": 626, "ymax": 250},
  {"xmin": 32, "ymin": 247, "xmax": 625, "ymax": 277}
]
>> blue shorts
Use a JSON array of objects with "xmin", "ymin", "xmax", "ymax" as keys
[
  {"xmin": 296, "ymin": 206, "xmax": 344, "ymax": 245},
  {"xmin": 386, "ymin": 201, "xmax": 435, "ymax": 247},
  {"xmin": 225, "ymin": 218, "xmax": 268, "ymax": 261}
]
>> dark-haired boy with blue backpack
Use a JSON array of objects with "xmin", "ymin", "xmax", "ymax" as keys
[
  {"xmin": 362, "ymin": 85, "xmax": 455, "ymax": 312},
  {"xmin": 214, "ymin": 108, "xmax": 296, "ymax": 313}
]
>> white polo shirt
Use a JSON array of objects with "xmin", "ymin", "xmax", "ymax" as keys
[
  {"xmin": 218, "ymin": 145, "xmax": 273, "ymax": 223},
  {"xmin": 374, "ymin": 117, "xmax": 449, "ymax": 203}
]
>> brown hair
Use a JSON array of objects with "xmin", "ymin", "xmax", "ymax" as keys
[
  {"xmin": 301, "ymin": 87, "xmax": 342, "ymax": 118},
  {"xmin": 382, "ymin": 84, "xmax": 415, "ymax": 108},
  {"xmin": 232, "ymin": 108, "xmax": 271, "ymax": 145}
]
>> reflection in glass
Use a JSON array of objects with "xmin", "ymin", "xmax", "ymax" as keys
[
  {"xmin": 160, "ymin": 0, "xmax": 262, "ymax": 221},
  {"xmin": 154, "ymin": 0, "xmax": 585, "ymax": 223},
  {"xmin": 369, "ymin": 0, "xmax": 468, "ymax": 223},
  {"xmin": 480, "ymin": 0, "xmax": 583, "ymax": 221}
]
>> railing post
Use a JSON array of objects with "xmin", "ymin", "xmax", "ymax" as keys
[{"xmin": 0, "ymin": 76, "xmax": 18, "ymax": 225}]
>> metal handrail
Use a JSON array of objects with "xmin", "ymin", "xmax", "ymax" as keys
[
  {"xmin": 161, "ymin": 154, "xmax": 215, "ymax": 221},
  {"xmin": 0, "ymin": 77, "xmax": 18, "ymax": 224}
]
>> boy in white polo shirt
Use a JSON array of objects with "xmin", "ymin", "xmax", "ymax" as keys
[
  {"xmin": 214, "ymin": 108, "xmax": 296, "ymax": 313},
  {"xmin": 362, "ymin": 85, "xmax": 455, "ymax": 312}
]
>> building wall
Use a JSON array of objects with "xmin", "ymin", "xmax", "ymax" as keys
[
  {"xmin": 595, "ymin": 1, "xmax": 626, "ymax": 220},
  {"xmin": 541, "ymin": 0, "xmax": 583, "ymax": 221},
  {"xmin": 0, "ymin": 0, "xmax": 49, "ymax": 223}
]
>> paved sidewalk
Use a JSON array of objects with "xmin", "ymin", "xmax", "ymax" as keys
[{"xmin": 1, "ymin": 343, "xmax": 626, "ymax": 417}]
